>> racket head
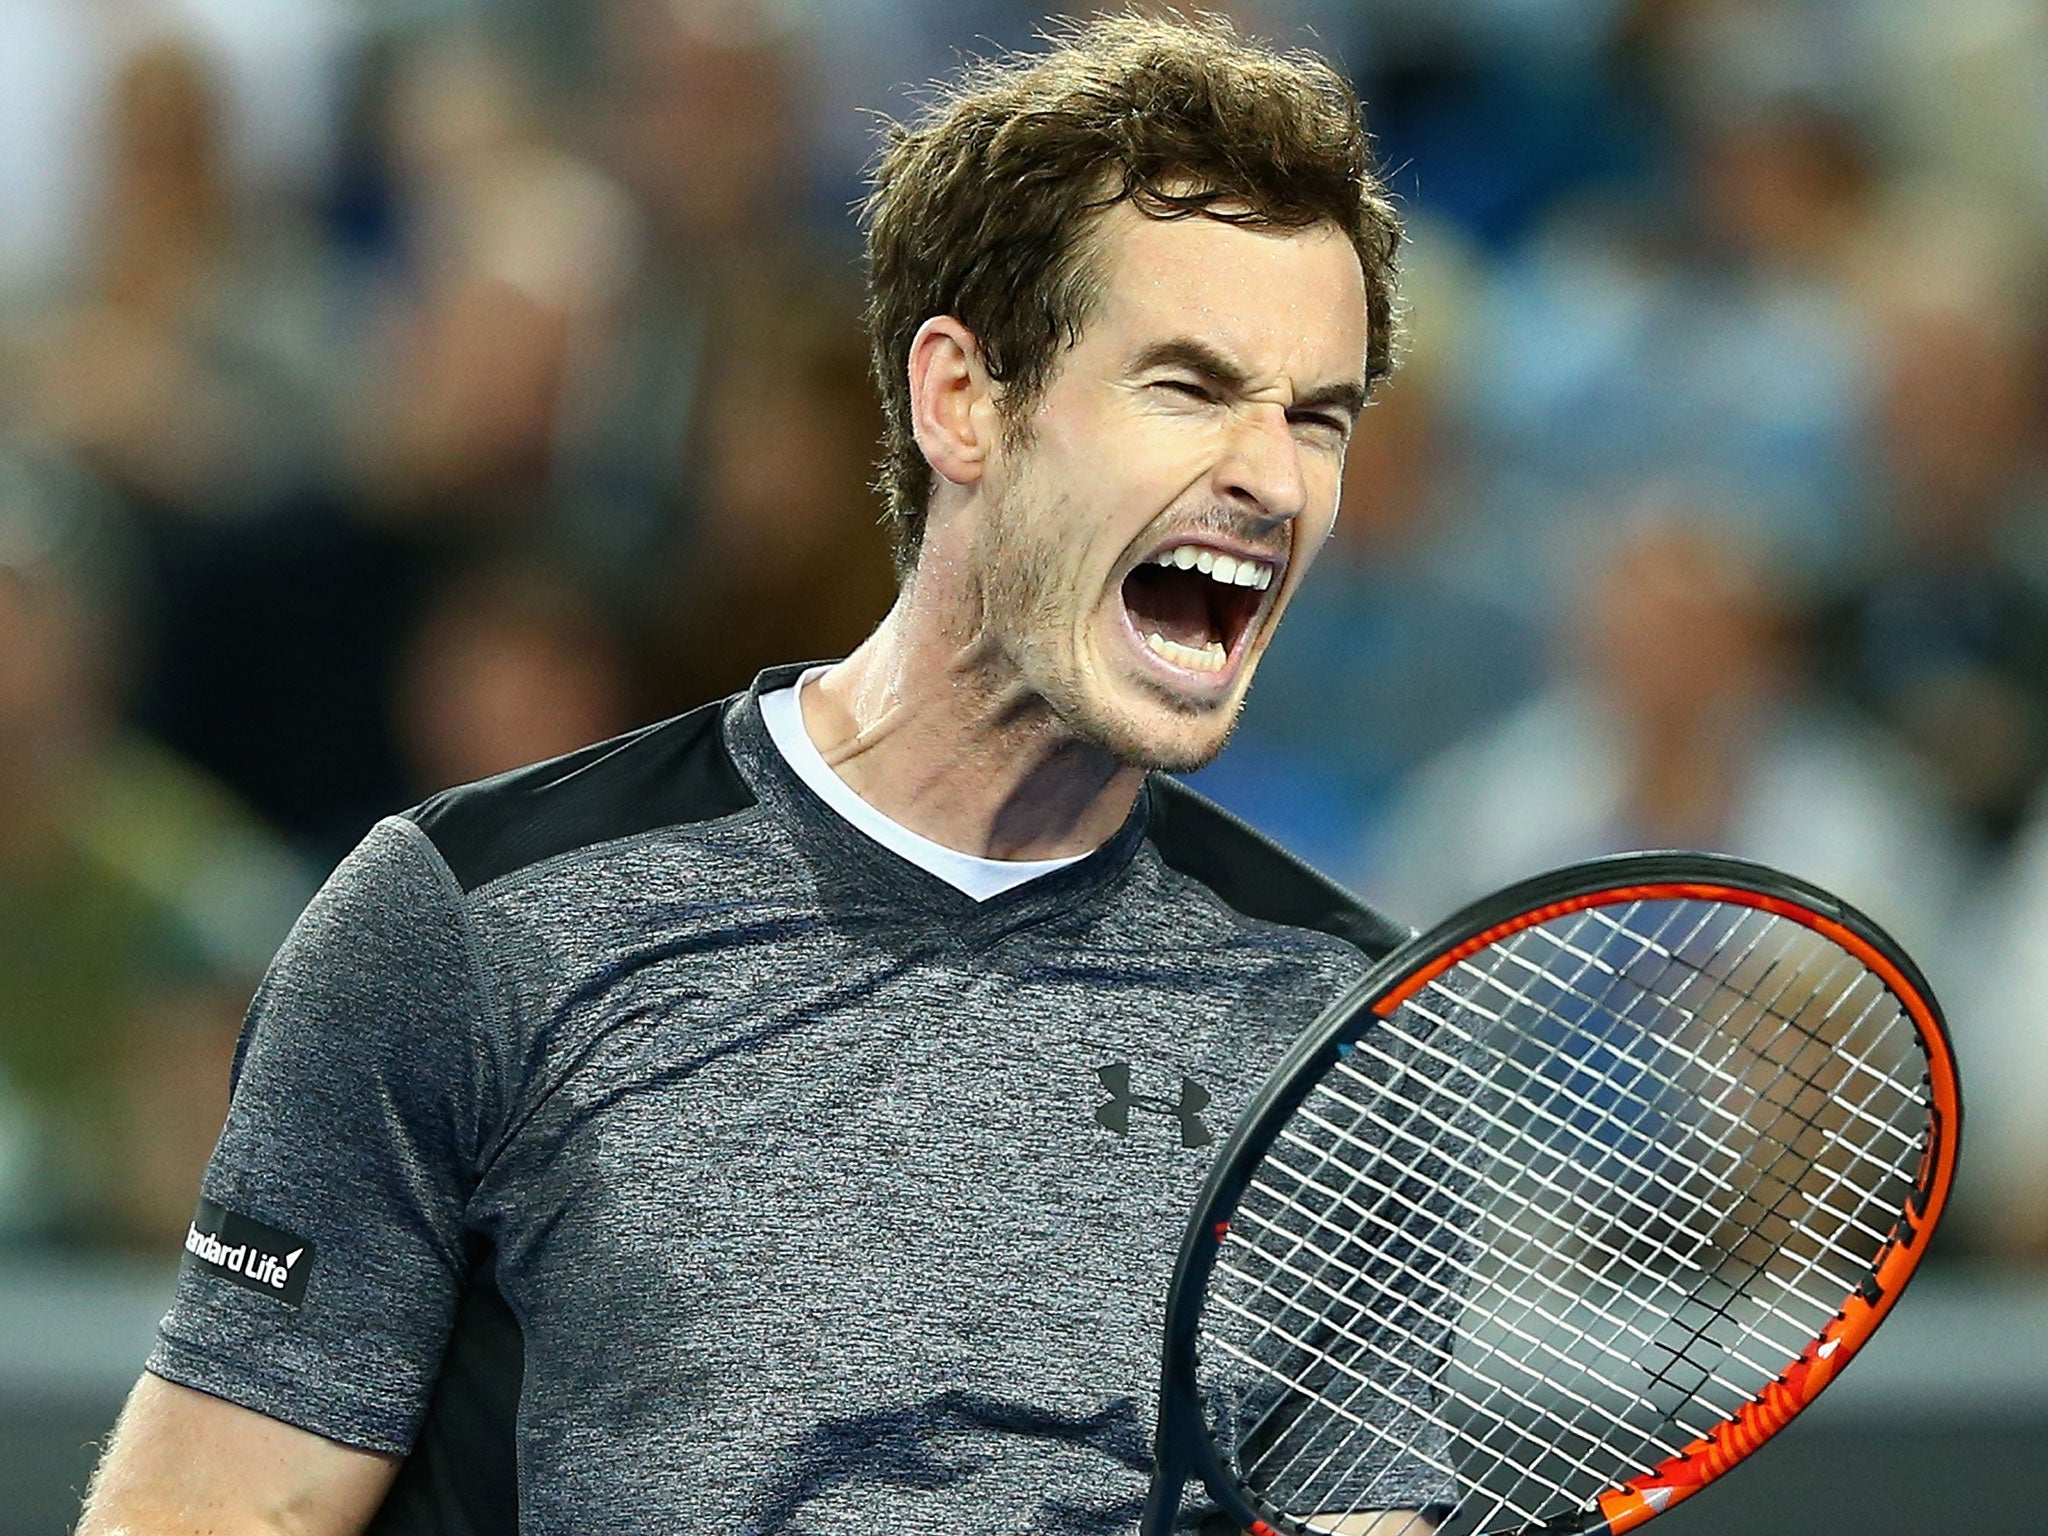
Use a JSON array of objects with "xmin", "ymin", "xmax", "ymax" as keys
[{"xmin": 1149, "ymin": 851, "xmax": 1961, "ymax": 1536}]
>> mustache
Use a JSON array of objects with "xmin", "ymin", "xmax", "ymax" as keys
[{"xmin": 1148, "ymin": 506, "xmax": 1292, "ymax": 560}]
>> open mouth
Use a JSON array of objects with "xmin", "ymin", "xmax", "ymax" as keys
[{"xmin": 1119, "ymin": 543, "xmax": 1277, "ymax": 677}]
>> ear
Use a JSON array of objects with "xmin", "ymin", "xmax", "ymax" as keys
[{"xmin": 907, "ymin": 316, "xmax": 998, "ymax": 488}]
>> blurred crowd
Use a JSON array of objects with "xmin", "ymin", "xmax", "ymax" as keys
[{"xmin": 0, "ymin": 0, "xmax": 2044, "ymax": 1267}]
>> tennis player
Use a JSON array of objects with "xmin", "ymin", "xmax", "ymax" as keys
[{"xmin": 80, "ymin": 16, "xmax": 1436, "ymax": 1535}]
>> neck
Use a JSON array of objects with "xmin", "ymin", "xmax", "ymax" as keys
[{"xmin": 796, "ymin": 591, "xmax": 1148, "ymax": 863}]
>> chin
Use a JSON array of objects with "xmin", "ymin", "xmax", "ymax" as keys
[
  {"xmin": 1135, "ymin": 732, "xmax": 1233, "ymax": 775},
  {"xmin": 1065, "ymin": 678, "xmax": 1243, "ymax": 774}
]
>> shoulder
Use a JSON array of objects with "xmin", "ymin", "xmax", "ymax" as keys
[
  {"xmin": 1142, "ymin": 774, "xmax": 1412, "ymax": 962},
  {"xmin": 404, "ymin": 697, "xmax": 757, "ymax": 895}
]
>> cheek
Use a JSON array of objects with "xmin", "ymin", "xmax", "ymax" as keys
[{"xmin": 1306, "ymin": 455, "xmax": 1348, "ymax": 536}]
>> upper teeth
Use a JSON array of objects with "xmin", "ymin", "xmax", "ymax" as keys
[{"xmin": 1152, "ymin": 545, "xmax": 1274, "ymax": 590}]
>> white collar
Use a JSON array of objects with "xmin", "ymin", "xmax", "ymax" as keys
[{"xmin": 757, "ymin": 669, "xmax": 1090, "ymax": 902}]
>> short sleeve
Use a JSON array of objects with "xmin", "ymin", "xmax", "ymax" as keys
[{"xmin": 148, "ymin": 816, "xmax": 497, "ymax": 1455}]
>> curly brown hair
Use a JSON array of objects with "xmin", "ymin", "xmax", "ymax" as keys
[{"xmin": 862, "ymin": 11, "xmax": 1402, "ymax": 575}]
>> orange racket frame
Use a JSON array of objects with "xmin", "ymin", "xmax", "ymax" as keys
[{"xmin": 1142, "ymin": 851, "xmax": 1962, "ymax": 1536}]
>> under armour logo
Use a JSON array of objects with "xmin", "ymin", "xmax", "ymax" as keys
[{"xmin": 1094, "ymin": 1062, "xmax": 1213, "ymax": 1148}]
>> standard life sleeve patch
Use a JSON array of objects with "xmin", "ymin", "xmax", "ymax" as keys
[{"xmin": 182, "ymin": 1197, "xmax": 316, "ymax": 1308}]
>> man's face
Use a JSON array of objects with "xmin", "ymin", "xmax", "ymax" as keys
[{"xmin": 970, "ymin": 204, "xmax": 1368, "ymax": 772}]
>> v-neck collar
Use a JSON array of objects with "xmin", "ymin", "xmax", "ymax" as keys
[{"xmin": 721, "ymin": 664, "xmax": 1154, "ymax": 949}]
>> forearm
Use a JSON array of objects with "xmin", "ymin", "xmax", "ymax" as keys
[{"xmin": 78, "ymin": 1374, "xmax": 398, "ymax": 1536}]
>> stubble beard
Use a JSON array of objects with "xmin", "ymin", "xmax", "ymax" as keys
[{"xmin": 975, "ymin": 476, "xmax": 1241, "ymax": 776}]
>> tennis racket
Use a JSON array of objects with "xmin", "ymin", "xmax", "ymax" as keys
[{"xmin": 1140, "ymin": 851, "xmax": 1960, "ymax": 1536}]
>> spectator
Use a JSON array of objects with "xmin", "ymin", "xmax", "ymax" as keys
[
  {"xmin": 528, "ymin": 0, "xmax": 877, "ymax": 630},
  {"xmin": 354, "ymin": 30, "xmax": 641, "ymax": 534},
  {"xmin": 9, "ymin": 33, "xmax": 410, "ymax": 858},
  {"xmin": 1820, "ymin": 278, "xmax": 2048, "ymax": 851},
  {"xmin": 395, "ymin": 559, "xmax": 635, "ymax": 795},
  {"xmin": 0, "ymin": 448, "xmax": 312, "ymax": 1249},
  {"xmin": 1446, "ymin": 19, "xmax": 1894, "ymax": 619},
  {"xmin": 19, "ymin": 38, "xmax": 337, "ymax": 522},
  {"xmin": 640, "ymin": 288, "xmax": 900, "ymax": 713},
  {"xmin": 1371, "ymin": 509, "xmax": 1966, "ymax": 959},
  {"xmin": 1952, "ymin": 791, "xmax": 2048, "ymax": 1261}
]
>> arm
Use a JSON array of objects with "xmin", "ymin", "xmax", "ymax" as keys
[
  {"xmin": 78, "ymin": 1374, "xmax": 398, "ymax": 1536},
  {"xmin": 99, "ymin": 821, "xmax": 492, "ymax": 1532},
  {"xmin": 1304, "ymin": 1515, "xmax": 1437, "ymax": 1535}
]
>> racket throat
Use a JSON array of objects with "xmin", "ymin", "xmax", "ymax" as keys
[{"xmin": 1515, "ymin": 1479, "xmax": 1694, "ymax": 1536}]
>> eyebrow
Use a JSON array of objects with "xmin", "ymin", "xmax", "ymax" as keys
[{"xmin": 1130, "ymin": 337, "xmax": 1369, "ymax": 423}]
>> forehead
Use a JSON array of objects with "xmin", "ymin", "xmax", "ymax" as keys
[{"xmin": 1080, "ymin": 202, "xmax": 1368, "ymax": 381}]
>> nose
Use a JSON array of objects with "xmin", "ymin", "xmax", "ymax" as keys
[{"xmin": 1215, "ymin": 403, "xmax": 1309, "ymax": 524}]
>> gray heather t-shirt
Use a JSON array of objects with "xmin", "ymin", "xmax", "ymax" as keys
[{"xmin": 149, "ymin": 665, "xmax": 1422, "ymax": 1533}]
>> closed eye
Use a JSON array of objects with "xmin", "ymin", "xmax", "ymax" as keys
[{"xmin": 1289, "ymin": 409, "xmax": 1352, "ymax": 440}]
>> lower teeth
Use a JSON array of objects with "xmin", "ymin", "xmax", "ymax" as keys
[{"xmin": 1145, "ymin": 632, "xmax": 1228, "ymax": 673}]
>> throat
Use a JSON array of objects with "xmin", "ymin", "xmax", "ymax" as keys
[{"xmin": 799, "ymin": 653, "xmax": 1147, "ymax": 859}]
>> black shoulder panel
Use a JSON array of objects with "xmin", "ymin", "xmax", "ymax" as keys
[
  {"xmin": 1146, "ymin": 775, "xmax": 1413, "ymax": 962},
  {"xmin": 408, "ymin": 699, "xmax": 755, "ymax": 893},
  {"xmin": 366, "ymin": 1250, "xmax": 522, "ymax": 1536}
]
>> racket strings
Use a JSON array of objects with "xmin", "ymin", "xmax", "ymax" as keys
[
  {"xmin": 1326, "ymin": 1000, "xmax": 1872, "ymax": 1290},
  {"xmin": 1228, "ymin": 1089, "xmax": 1866, "ymax": 1518},
  {"xmin": 1238, "ymin": 1093, "xmax": 1782, "ymax": 1512},
  {"xmin": 1197, "ymin": 897, "xmax": 1931, "ymax": 1535},
  {"xmin": 1267, "ymin": 1091, "xmax": 1770, "ymax": 1412},
  {"xmin": 1219, "ymin": 1180, "xmax": 1671, "ymax": 1519},
  {"xmin": 1218, "ymin": 1207, "xmax": 1646, "ymax": 1528},
  {"xmin": 1212, "ymin": 921, "xmax": 1916, "ymax": 1523},
  {"xmin": 1245, "ymin": 901, "xmax": 1875, "ymax": 1335},
  {"xmin": 1259, "ymin": 1090, "xmax": 1831, "ymax": 1459},
  {"xmin": 1318, "ymin": 921, "xmax": 1908, "ymax": 1400},
  {"xmin": 1408, "ymin": 907, "xmax": 1844, "ymax": 1236},
  {"xmin": 1456, "ymin": 903, "xmax": 1908, "ymax": 1216},
  {"xmin": 1423, "ymin": 899, "xmax": 1916, "ymax": 1282},
  {"xmin": 1321, "ymin": 933, "xmax": 1919, "ymax": 1502},
  {"xmin": 1226, "ymin": 1097, "xmax": 1715, "ymax": 1507},
  {"xmin": 1228, "ymin": 1003, "xmax": 1770, "ymax": 1502},
  {"xmin": 1310, "ymin": 913, "xmax": 1916, "ymax": 1482},
  {"xmin": 1321, "ymin": 939, "xmax": 1905, "ymax": 1321}
]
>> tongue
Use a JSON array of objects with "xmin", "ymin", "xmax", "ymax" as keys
[{"xmin": 1122, "ymin": 566, "xmax": 1216, "ymax": 649}]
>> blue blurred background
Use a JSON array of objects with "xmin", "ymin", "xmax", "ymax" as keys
[{"xmin": 1, "ymin": 0, "xmax": 2045, "ymax": 1528}]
